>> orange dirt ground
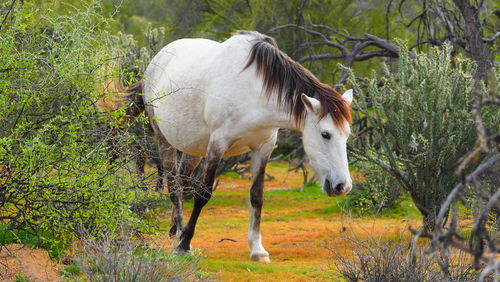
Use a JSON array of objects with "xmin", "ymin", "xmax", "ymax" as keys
[{"xmin": 0, "ymin": 244, "xmax": 62, "ymax": 281}]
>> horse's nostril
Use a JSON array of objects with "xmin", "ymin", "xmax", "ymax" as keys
[{"xmin": 335, "ymin": 183, "xmax": 345, "ymax": 192}]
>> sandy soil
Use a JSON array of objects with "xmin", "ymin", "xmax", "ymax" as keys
[{"xmin": 0, "ymin": 244, "xmax": 61, "ymax": 282}]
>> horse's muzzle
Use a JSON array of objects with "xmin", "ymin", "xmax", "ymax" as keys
[{"xmin": 323, "ymin": 174, "xmax": 351, "ymax": 197}]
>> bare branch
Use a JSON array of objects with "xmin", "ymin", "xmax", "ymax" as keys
[
  {"xmin": 409, "ymin": 227, "xmax": 490, "ymax": 263},
  {"xmin": 363, "ymin": 34, "xmax": 401, "ymax": 56},
  {"xmin": 298, "ymin": 53, "xmax": 344, "ymax": 63},
  {"xmin": 270, "ymin": 24, "xmax": 346, "ymax": 51},
  {"xmin": 355, "ymin": 50, "xmax": 398, "ymax": 61},
  {"xmin": 483, "ymin": 31, "xmax": 500, "ymax": 43},
  {"xmin": 433, "ymin": 0, "xmax": 455, "ymax": 34},
  {"xmin": 435, "ymin": 155, "xmax": 500, "ymax": 230},
  {"xmin": 271, "ymin": 23, "xmax": 409, "ymax": 86}
]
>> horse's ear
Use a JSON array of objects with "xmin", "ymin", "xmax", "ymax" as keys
[
  {"xmin": 301, "ymin": 93, "xmax": 321, "ymax": 115},
  {"xmin": 342, "ymin": 89, "xmax": 353, "ymax": 105}
]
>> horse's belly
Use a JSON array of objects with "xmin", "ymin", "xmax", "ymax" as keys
[
  {"xmin": 158, "ymin": 109, "xmax": 211, "ymax": 157},
  {"xmin": 223, "ymin": 128, "xmax": 277, "ymax": 157},
  {"xmin": 165, "ymin": 128, "xmax": 273, "ymax": 158},
  {"xmin": 164, "ymin": 124, "xmax": 274, "ymax": 158},
  {"xmin": 169, "ymin": 134, "xmax": 210, "ymax": 157}
]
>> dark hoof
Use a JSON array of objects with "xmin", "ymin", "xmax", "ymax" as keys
[
  {"xmin": 251, "ymin": 254, "xmax": 271, "ymax": 263},
  {"xmin": 174, "ymin": 238, "xmax": 192, "ymax": 253},
  {"xmin": 174, "ymin": 245, "xmax": 190, "ymax": 254},
  {"xmin": 169, "ymin": 226, "xmax": 177, "ymax": 238}
]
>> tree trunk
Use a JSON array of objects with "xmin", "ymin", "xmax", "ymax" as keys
[
  {"xmin": 452, "ymin": 0, "xmax": 493, "ymax": 86},
  {"xmin": 421, "ymin": 209, "xmax": 438, "ymax": 232}
]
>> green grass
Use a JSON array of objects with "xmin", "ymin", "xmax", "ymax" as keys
[
  {"xmin": 311, "ymin": 200, "xmax": 345, "ymax": 216},
  {"xmin": 219, "ymin": 171, "xmax": 241, "ymax": 179},
  {"xmin": 202, "ymin": 259, "xmax": 337, "ymax": 279},
  {"xmin": 267, "ymin": 162, "xmax": 291, "ymax": 168},
  {"xmin": 186, "ymin": 184, "xmax": 325, "ymax": 210},
  {"xmin": 15, "ymin": 274, "xmax": 29, "ymax": 282},
  {"xmin": 183, "ymin": 183, "xmax": 421, "ymax": 223},
  {"xmin": 379, "ymin": 197, "xmax": 421, "ymax": 220}
]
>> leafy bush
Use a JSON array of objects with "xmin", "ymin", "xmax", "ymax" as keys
[
  {"xmin": 348, "ymin": 43, "xmax": 497, "ymax": 230},
  {"xmin": 0, "ymin": 2, "xmax": 145, "ymax": 249}
]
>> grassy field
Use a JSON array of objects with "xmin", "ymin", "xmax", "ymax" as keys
[{"xmin": 153, "ymin": 163, "xmax": 422, "ymax": 281}]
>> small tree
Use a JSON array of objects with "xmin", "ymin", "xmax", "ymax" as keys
[{"xmin": 348, "ymin": 43, "xmax": 496, "ymax": 230}]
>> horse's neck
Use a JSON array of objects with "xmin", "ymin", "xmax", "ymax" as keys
[{"xmin": 264, "ymin": 102, "xmax": 303, "ymax": 133}]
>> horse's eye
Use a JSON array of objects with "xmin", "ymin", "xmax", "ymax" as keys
[{"xmin": 321, "ymin": 131, "xmax": 331, "ymax": 140}]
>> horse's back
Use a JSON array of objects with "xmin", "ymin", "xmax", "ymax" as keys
[{"xmin": 144, "ymin": 34, "xmax": 274, "ymax": 157}]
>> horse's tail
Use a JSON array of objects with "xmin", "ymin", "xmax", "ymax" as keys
[
  {"xmin": 121, "ymin": 80, "xmax": 145, "ymax": 121},
  {"xmin": 96, "ymin": 78, "xmax": 146, "ymax": 166},
  {"xmin": 96, "ymin": 78, "xmax": 145, "ymax": 122}
]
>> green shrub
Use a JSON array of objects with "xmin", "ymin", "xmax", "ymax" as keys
[
  {"xmin": 348, "ymin": 43, "xmax": 497, "ymax": 230},
  {"xmin": 129, "ymin": 190, "xmax": 170, "ymax": 219}
]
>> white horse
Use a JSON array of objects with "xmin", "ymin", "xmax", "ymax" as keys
[{"xmin": 127, "ymin": 30, "xmax": 353, "ymax": 263}]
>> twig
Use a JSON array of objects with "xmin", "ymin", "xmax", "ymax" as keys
[
  {"xmin": 409, "ymin": 227, "xmax": 489, "ymax": 263},
  {"xmin": 0, "ymin": 0, "xmax": 17, "ymax": 31},
  {"xmin": 218, "ymin": 238, "xmax": 236, "ymax": 242}
]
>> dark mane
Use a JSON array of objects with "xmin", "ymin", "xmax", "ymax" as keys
[{"xmin": 238, "ymin": 30, "xmax": 351, "ymax": 128}]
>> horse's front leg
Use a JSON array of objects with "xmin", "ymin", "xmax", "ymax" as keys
[
  {"xmin": 177, "ymin": 139, "xmax": 227, "ymax": 252},
  {"xmin": 249, "ymin": 133, "xmax": 277, "ymax": 263}
]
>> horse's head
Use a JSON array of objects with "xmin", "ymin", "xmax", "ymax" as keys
[{"xmin": 300, "ymin": 90, "xmax": 353, "ymax": 197}]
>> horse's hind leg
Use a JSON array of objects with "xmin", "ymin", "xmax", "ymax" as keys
[
  {"xmin": 177, "ymin": 139, "xmax": 228, "ymax": 252},
  {"xmin": 153, "ymin": 156, "xmax": 164, "ymax": 192},
  {"xmin": 248, "ymin": 132, "xmax": 277, "ymax": 263},
  {"xmin": 156, "ymin": 140, "xmax": 182, "ymax": 237},
  {"xmin": 171, "ymin": 153, "xmax": 201, "ymax": 237},
  {"xmin": 132, "ymin": 142, "xmax": 146, "ymax": 180},
  {"xmin": 145, "ymin": 106, "xmax": 185, "ymax": 237}
]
